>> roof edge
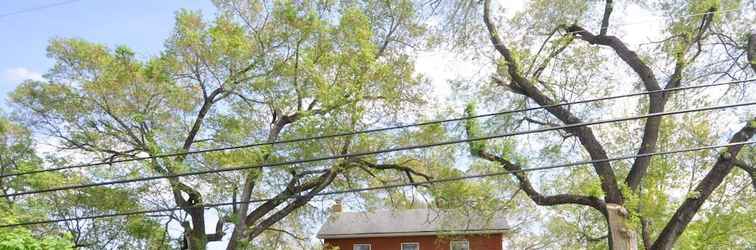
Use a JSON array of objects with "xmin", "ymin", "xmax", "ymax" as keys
[{"xmin": 317, "ymin": 228, "xmax": 508, "ymax": 239}]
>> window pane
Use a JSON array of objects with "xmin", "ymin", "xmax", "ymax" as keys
[
  {"xmin": 353, "ymin": 244, "xmax": 371, "ymax": 250},
  {"xmin": 451, "ymin": 240, "xmax": 469, "ymax": 250},
  {"xmin": 401, "ymin": 243, "xmax": 419, "ymax": 250}
]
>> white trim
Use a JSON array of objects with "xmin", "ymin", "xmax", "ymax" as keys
[
  {"xmin": 318, "ymin": 229, "xmax": 507, "ymax": 239},
  {"xmin": 401, "ymin": 242, "xmax": 420, "ymax": 250},
  {"xmin": 353, "ymin": 243, "xmax": 371, "ymax": 250},
  {"xmin": 450, "ymin": 240, "xmax": 470, "ymax": 250}
]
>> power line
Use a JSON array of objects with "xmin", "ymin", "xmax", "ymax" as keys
[
  {"xmin": 609, "ymin": 7, "xmax": 745, "ymax": 27},
  {"xmin": 0, "ymin": 0, "xmax": 81, "ymax": 19},
  {"xmin": 3, "ymin": 78, "xmax": 753, "ymax": 179},
  {"xmin": 2, "ymin": 101, "xmax": 754, "ymax": 199},
  {"xmin": 559, "ymin": 7, "xmax": 746, "ymax": 38},
  {"xmin": 1, "ymin": 140, "xmax": 751, "ymax": 228}
]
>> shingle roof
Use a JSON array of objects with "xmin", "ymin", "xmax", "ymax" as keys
[{"xmin": 317, "ymin": 209, "xmax": 509, "ymax": 239}]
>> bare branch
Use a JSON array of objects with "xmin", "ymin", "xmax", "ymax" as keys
[
  {"xmin": 354, "ymin": 159, "xmax": 433, "ymax": 183},
  {"xmin": 474, "ymin": 147, "xmax": 606, "ymax": 213},
  {"xmin": 599, "ymin": 0, "xmax": 613, "ymax": 36}
]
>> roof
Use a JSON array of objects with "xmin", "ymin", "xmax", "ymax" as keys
[{"xmin": 317, "ymin": 209, "xmax": 509, "ymax": 239}]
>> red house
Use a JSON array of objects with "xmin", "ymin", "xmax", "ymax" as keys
[{"xmin": 317, "ymin": 208, "xmax": 508, "ymax": 250}]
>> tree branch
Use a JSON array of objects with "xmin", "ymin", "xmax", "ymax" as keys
[
  {"xmin": 353, "ymin": 159, "xmax": 432, "ymax": 183},
  {"xmin": 733, "ymin": 159, "xmax": 756, "ymax": 192},
  {"xmin": 245, "ymin": 169, "xmax": 339, "ymax": 239},
  {"xmin": 599, "ymin": 0, "xmax": 613, "ymax": 36},
  {"xmin": 483, "ymin": 0, "xmax": 622, "ymax": 204},
  {"xmin": 566, "ymin": 7, "xmax": 716, "ymax": 191},
  {"xmin": 566, "ymin": 25, "xmax": 660, "ymax": 91},
  {"xmin": 651, "ymin": 120, "xmax": 755, "ymax": 249},
  {"xmin": 167, "ymin": 86, "xmax": 227, "ymax": 249},
  {"xmin": 641, "ymin": 217, "xmax": 653, "ymax": 250},
  {"xmin": 266, "ymin": 227, "xmax": 305, "ymax": 241},
  {"xmin": 206, "ymin": 214, "xmax": 226, "ymax": 242},
  {"xmin": 474, "ymin": 146, "xmax": 606, "ymax": 213},
  {"xmin": 532, "ymin": 34, "xmax": 573, "ymax": 80}
]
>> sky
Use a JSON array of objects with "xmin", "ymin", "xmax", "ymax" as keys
[
  {"xmin": 0, "ymin": 1, "xmax": 218, "ymax": 247},
  {"xmin": 0, "ymin": 0, "xmax": 669, "ymax": 106},
  {"xmin": 0, "ymin": 0, "xmax": 668, "ymax": 106},
  {"xmin": 0, "ymin": 0, "xmax": 529, "ymax": 107},
  {"xmin": 0, "ymin": 0, "xmax": 217, "ymax": 106}
]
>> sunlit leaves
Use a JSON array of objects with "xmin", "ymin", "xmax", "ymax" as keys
[
  {"xmin": 0, "ymin": 227, "xmax": 72, "ymax": 250},
  {"xmin": 8, "ymin": 1, "xmax": 433, "ymax": 248}
]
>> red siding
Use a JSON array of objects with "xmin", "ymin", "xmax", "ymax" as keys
[{"xmin": 324, "ymin": 234, "xmax": 503, "ymax": 250}]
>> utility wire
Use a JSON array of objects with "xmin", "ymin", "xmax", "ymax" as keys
[
  {"xmin": 1, "ymin": 140, "xmax": 751, "ymax": 228},
  {"xmin": 0, "ymin": 0, "xmax": 81, "ymax": 19},
  {"xmin": 2, "ymin": 79, "xmax": 753, "ymax": 179},
  {"xmin": 2, "ymin": 101, "xmax": 754, "ymax": 199},
  {"xmin": 543, "ymin": 7, "xmax": 745, "ymax": 37},
  {"xmin": 603, "ymin": 7, "xmax": 744, "ymax": 27}
]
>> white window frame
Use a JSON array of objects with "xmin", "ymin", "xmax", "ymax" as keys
[
  {"xmin": 401, "ymin": 242, "xmax": 420, "ymax": 250},
  {"xmin": 353, "ymin": 243, "xmax": 371, "ymax": 250},
  {"xmin": 450, "ymin": 240, "xmax": 470, "ymax": 250}
]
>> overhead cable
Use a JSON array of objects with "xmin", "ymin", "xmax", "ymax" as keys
[
  {"xmin": 2, "ymin": 101, "xmax": 754, "ymax": 199},
  {"xmin": 1, "ymin": 140, "xmax": 751, "ymax": 228},
  {"xmin": 0, "ymin": 0, "xmax": 81, "ymax": 19},
  {"xmin": 3, "ymin": 79, "xmax": 753, "ymax": 179}
]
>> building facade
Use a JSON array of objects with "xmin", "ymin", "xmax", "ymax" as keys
[
  {"xmin": 323, "ymin": 234, "xmax": 503, "ymax": 250},
  {"xmin": 317, "ymin": 209, "xmax": 508, "ymax": 250}
]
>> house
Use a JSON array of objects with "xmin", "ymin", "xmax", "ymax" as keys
[{"xmin": 317, "ymin": 208, "xmax": 508, "ymax": 250}]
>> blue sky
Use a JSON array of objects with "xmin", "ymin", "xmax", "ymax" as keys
[{"xmin": 0, "ymin": 0, "xmax": 216, "ymax": 105}]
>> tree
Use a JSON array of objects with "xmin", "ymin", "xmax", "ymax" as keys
[
  {"xmin": 6, "ymin": 0, "xmax": 755, "ymax": 249},
  {"xmin": 10, "ymin": 0, "xmax": 431, "ymax": 249},
  {"xmin": 425, "ymin": 0, "xmax": 755, "ymax": 249},
  {"xmin": 0, "ymin": 115, "xmax": 74, "ymax": 250}
]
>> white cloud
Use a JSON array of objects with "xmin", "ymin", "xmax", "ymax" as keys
[{"xmin": 3, "ymin": 67, "xmax": 44, "ymax": 83}]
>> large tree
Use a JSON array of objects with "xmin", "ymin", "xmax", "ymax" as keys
[
  {"xmin": 428, "ymin": 0, "xmax": 755, "ymax": 249},
  {"xmin": 10, "ymin": 0, "xmax": 432, "ymax": 249},
  {"xmin": 6, "ymin": 0, "xmax": 756, "ymax": 249}
]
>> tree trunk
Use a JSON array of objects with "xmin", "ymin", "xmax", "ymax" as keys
[{"xmin": 606, "ymin": 203, "xmax": 638, "ymax": 250}]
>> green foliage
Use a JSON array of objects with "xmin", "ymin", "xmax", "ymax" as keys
[
  {"xmin": 463, "ymin": 103, "xmax": 486, "ymax": 156},
  {"xmin": 676, "ymin": 200, "xmax": 756, "ymax": 249},
  {"xmin": 5, "ymin": 0, "xmax": 753, "ymax": 249},
  {"xmin": 579, "ymin": 178, "xmax": 606, "ymax": 198},
  {"xmin": 0, "ymin": 116, "xmax": 74, "ymax": 249},
  {"xmin": 9, "ymin": 0, "xmax": 430, "ymax": 248},
  {"xmin": 428, "ymin": 166, "xmax": 505, "ymax": 213},
  {"xmin": 511, "ymin": 0, "xmax": 589, "ymax": 34},
  {"xmin": 0, "ymin": 228, "xmax": 73, "ymax": 250}
]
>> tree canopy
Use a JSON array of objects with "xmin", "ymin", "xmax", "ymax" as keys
[{"xmin": 2, "ymin": 0, "xmax": 755, "ymax": 249}]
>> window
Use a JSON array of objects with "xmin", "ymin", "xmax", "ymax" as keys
[
  {"xmin": 353, "ymin": 244, "xmax": 371, "ymax": 250},
  {"xmin": 450, "ymin": 240, "xmax": 469, "ymax": 250},
  {"xmin": 401, "ymin": 242, "xmax": 420, "ymax": 250}
]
